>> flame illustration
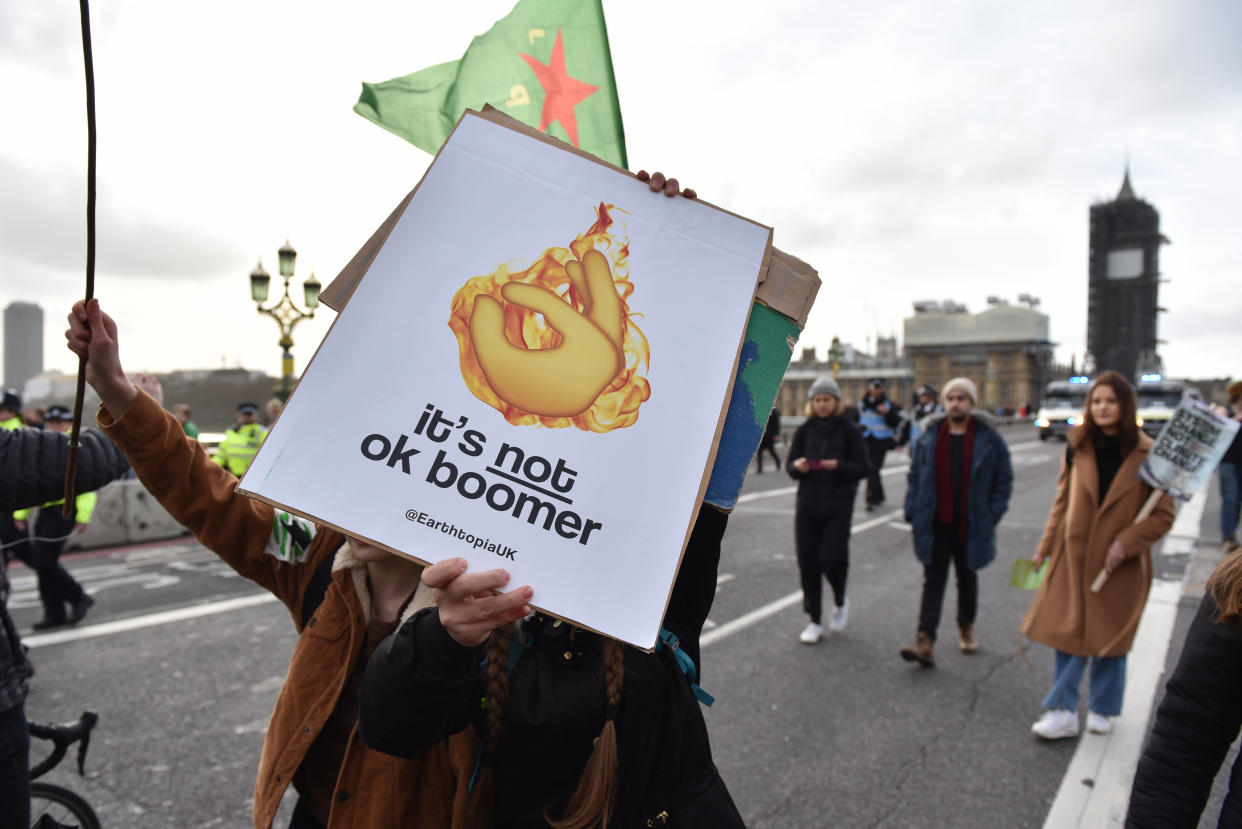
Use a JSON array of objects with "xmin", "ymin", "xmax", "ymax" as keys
[{"xmin": 448, "ymin": 203, "xmax": 651, "ymax": 431}]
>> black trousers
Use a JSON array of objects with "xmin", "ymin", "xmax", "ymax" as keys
[
  {"xmin": 755, "ymin": 440, "xmax": 781, "ymax": 473},
  {"xmin": 917, "ymin": 524, "xmax": 977, "ymax": 641},
  {"xmin": 795, "ymin": 506, "xmax": 851, "ymax": 623},
  {"xmin": 28, "ymin": 509, "xmax": 86, "ymax": 623},
  {"xmin": 864, "ymin": 439, "xmax": 888, "ymax": 505},
  {"xmin": 0, "ymin": 702, "xmax": 29, "ymax": 828}
]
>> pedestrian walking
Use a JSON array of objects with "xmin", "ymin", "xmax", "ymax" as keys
[
  {"xmin": 1126, "ymin": 547, "xmax": 1242, "ymax": 827},
  {"xmin": 858, "ymin": 378, "xmax": 902, "ymax": 510},
  {"xmin": 756, "ymin": 407, "xmax": 782, "ymax": 473},
  {"xmin": 1214, "ymin": 380, "xmax": 1242, "ymax": 553},
  {"xmin": 67, "ymin": 298, "xmax": 475, "ymax": 828},
  {"xmin": 1020, "ymin": 371, "xmax": 1176, "ymax": 739},
  {"xmin": 13, "ymin": 405, "xmax": 98, "ymax": 630},
  {"xmin": 787, "ymin": 376, "xmax": 869, "ymax": 643},
  {"xmin": 900, "ymin": 377, "xmax": 1014, "ymax": 667},
  {"xmin": 213, "ymin": 401, "xmax": 267, "ymax": 476}
]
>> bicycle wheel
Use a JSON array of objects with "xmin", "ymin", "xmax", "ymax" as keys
[{"xmin": 28, "ymin": 781, "xmax": 101, "ymax": 829}]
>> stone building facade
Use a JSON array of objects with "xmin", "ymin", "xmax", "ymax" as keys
[{"xmin": 902, "ymin": 299, "xmax": 1054, "ymax": 413}]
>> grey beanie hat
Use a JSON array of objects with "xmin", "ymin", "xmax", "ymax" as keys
[{"xmin": 808, "ymin": 376, "xmax": 842, "ymax": 401}]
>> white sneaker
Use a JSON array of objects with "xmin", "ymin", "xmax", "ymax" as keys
[
  {"xmin": 1031, "ymin": 709, "xmax": 1080, "ymax": 740},
  {"xmin": 799, "ymin": 622, "xmax": 823, "ymax": 644},
  {"xmin": 1086, "ymin": 712, "xmax": 1112, "ymax": 734},
  {"xmin": 829, "ymin": 599, "xmax": 849, "ymax": 632}
]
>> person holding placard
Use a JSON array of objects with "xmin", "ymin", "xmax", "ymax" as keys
[
  {"xmin": 787, "ymin": 376, "xmax": 869, "ymax": 643},
  {"xmin": 1021, "ymin": 371, "xmax": 1176, "ymax": 740},
  {"xmin": 358, "ymin": 171, "xmax": 745, "ymax": 829},
  {"xmin": 66, "ymin": 299, "xmax": 475, "ymax": 829}
]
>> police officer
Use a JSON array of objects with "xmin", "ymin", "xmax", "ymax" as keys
[
  {"xmin": 213, "ymin": 402, "xmax": 268, "ymax": 476},
  {"xmin": 858, "ymin": 378, "xmax": 903, "ymax": 511},
  {"xmin": 15, "ymin": 406, "xmax": 97, "ymax": 629},
  {"xmin": 0, "ymin": 390, "xmax": 24, "ymax": 562},
  {"xmin": 0, "ymin": 390, "xmax": 20, "ymax": 430}
]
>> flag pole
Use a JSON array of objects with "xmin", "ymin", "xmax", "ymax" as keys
[
  {"xmin": 64, "ymin": 0, "xmax": 98, "ymax": 516},
  {"xmin": 1089, "ymin": 489, "xmax": 1170, "ymax": 594}
]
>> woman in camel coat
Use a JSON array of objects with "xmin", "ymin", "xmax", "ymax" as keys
[{"xmin": 1020, "ymin": 371, "xmax": 1176, "ymax": 740}]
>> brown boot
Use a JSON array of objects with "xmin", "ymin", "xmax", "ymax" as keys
[
  {"xmin": 958, "ymin": 623, "xmax": 978, "ymax": 653},
  {"xmin": 899, "ymin": 631, "xmax": 935, "ymax": 667}
]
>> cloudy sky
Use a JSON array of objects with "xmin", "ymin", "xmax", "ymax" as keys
[{"xmin": 3, "ymin": 0, "xmax": 1239, "ymax": 387}]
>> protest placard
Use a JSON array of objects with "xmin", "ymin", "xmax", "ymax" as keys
[
  {"xmin": 238, "ymin": 110, "xmax": 772, "ymax": 648},
  {"xmin": 1089, "ymin": 396, "xmax": 1239, "ymax": 593},
  {"xmin": 1139, "ymin": 397, "xmax": 1241, "ymax": 501}
]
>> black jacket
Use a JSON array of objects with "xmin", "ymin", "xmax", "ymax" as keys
[
  {"xmin": 360, "ymin": 504, "xmax": 744, "ymax": 828},
  {"xmin": 1, "ymin": 425, "xmax": 130, "ymax": 713},
  {"xmin": 1127, "ymin": 593, "xmax": 1242, "ymax": 827},
  {"xmin": 786, "ymin": 415, "xmax": 869, "ymax": 510},
  {"xmin": 0, "ymin": 426, "xmax": 129, "ymax": 513}
]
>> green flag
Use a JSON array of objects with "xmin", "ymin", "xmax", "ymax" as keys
[{"xmin": 355, "ymin": 0, "xmax": 627, "ymax": 168}]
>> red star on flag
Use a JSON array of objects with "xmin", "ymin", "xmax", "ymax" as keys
[{"xmin": 519, "ymin": 28, "xmax": 599, "ymax": 147}]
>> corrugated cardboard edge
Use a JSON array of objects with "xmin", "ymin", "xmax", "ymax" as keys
[
  {"xmin": 758, "ymin": 248, "xmax": 820, "ymax": 329},
  {"xmin": 257, "ymin": 105, "xmax": 780, "ymax": 650}
]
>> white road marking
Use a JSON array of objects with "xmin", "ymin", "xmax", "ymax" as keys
[
  {"xmin": 23, "ymin": 592, "xmax": 279, "ymax": 649},
  {"xmin": 1041, "ymin": 484, "xmax": 1208, "ymax": 828}
]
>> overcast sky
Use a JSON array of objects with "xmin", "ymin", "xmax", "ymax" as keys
[{"xmin": 2, "ymin": 0, "xmax": 1239, "ymax": 389}]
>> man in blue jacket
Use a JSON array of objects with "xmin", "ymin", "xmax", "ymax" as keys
[{"xmin": 899, "ymin": 377, "xmax": 1013, "ymax": 667}]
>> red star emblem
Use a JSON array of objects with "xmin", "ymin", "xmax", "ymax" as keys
[{"xmin": 519, "ymin": 29, "xmax": 599, "ymax": 147}]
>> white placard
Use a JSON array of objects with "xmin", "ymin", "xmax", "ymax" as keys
[
  {"xmin": 1139, "ymin": 398, "xmax": 1241, "ymax": 501},
  {"xmin": 239, "ymin": 112, "xmax": 771, "ymax": 648}
]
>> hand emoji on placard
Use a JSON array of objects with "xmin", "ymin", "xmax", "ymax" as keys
[{"xmin": 468, "ymin": 249, "xmax": 625, "ymax": 418}]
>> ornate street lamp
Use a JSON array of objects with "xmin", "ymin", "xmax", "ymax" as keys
[
  {"xmin": 249, "ymin": 238, "xmax": 321, "ymax": 401},
  {"xmin": 828, "ymin": 336, "xmax": 843, "ymax": 380}
]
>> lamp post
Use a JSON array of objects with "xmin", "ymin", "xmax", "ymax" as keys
[
  {"xmin": 249, "ymin": 239, "xmax": 321, "ymax": 402},
  {"xmin": 828, "ymin": 336, "xmax": 843, "ymax": 380}
]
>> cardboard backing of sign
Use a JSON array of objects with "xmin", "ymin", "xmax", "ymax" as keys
[{"xmin": 238, "ymin": 108, "xmax": 774, "ymax": 648}]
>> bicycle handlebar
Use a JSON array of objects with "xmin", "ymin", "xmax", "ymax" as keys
[{"xmin": 28, "ymin": 710, "xmax": 98, "ymax": 780}]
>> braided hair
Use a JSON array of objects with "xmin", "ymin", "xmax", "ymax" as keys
[{"xmin": 471, "ymin": 626, "xmax": 627, "ymax": 829}]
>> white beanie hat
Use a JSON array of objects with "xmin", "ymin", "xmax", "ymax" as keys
[
  {"xmin": 942, "ymin": 377, "xmax": 977, "ymax": 404},
  {"xmin": 808, "ymin": 376, "xmax": 842, "ymax": 401}
]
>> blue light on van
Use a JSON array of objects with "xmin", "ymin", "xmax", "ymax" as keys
[{"xmin": 1069, "ymin": 376, "xmax": 1089, "ymax": 384}]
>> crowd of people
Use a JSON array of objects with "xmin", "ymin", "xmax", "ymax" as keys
[
  {"xmin": 4, "ymin": 240, "xmax": 1239, "ymax": 823},
  {"xmin": 4, "ymin": 331, "xmax": 1239, "ymax": 825}
]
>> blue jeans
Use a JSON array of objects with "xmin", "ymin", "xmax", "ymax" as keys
[
  {"xmin": 1220, "ymin": 462, "xmax": 1240, "ymax": 542},
  {"xmin": 1042, "ymin": 651, "xmax": 1126, "ymax": 716}
]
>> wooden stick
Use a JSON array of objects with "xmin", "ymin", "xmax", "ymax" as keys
[
  {"xmin": 1089, "ymin": 489, "xmax": 1176, "ymax": 594},
  {"xmin": 63, "ymin": 0, "xmax": 98, "ymax": 517}
]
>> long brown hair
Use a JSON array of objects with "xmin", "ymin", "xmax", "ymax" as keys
[
  {"xmin": 472, "ymin": 628, "xmax": 626, "ymax": 829},
  {"xmin": 1209, "ymin": 549, "xmax": 1242, "ymax": 624},
  {"xmin": 1070, "ymin": 371, "xmax": 1139, "ymax": 457}
]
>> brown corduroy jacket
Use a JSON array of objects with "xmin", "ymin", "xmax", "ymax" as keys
[
  {"xmin": 1020, "ymin": 431, "xmax": 1176, "ymax": 657},
  {"xmin": 101, "ymin": 390, "xmax": 476, "ymax": 828}
]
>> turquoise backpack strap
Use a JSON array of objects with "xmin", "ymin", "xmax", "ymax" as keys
[{"xmin": 658, "ymin": 628, "xmax": 715, "ymax": 707}]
